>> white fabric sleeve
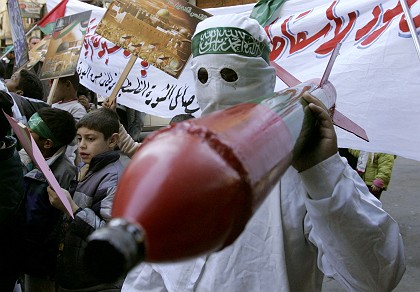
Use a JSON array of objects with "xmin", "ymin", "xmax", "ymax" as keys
[
  {"xmin": 299, "ymin": 153, "xmax": 405, "ymax": 291},
  {"xmin": 117, "ymin": 123, "xmax": 140, "ymax": 159},
  {"xmin": 72, "ymin": 103, "xmax": 88, "ymax": 122}
]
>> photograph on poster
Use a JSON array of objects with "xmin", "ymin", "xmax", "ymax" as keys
[
  {"xmin": 96, "ymin": 0, "xmax": 211, "ymax": 78},
  {"xmin": 27, "ymin": 36, "xmax": 51, "ymax": 69},
  {"xmin": 40, "ymin": 10, "xmax": 92, "ymax": 80}
]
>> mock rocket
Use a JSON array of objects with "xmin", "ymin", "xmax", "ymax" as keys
[{"xmin": 84, "ymin": 45, "xmax": 368, "ymax": 281}]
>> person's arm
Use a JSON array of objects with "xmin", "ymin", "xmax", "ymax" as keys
[
  {"xmin": 18, "ymin": 148, "xmax": 32, "ymax": 174},
  {"xmin": 48, "ymin": 170, "xmax": 118, "ymax": 225},
  {"xmin": 102, "ymin": 97, "xmax": 140, "ymax": 158},
  {"xmin": 47, "ymin": 186, "xmax": 79, "ymax": 218},
  {"xmin": 72, "ymin": 103, "xmax": 87, "ymax": 122},
  {"xmin": 300, "ymin": 156, "xmax": 405, "ymax": 291},
  {"xmin": 63, "ymin": 171, "xmax": 119, "ymax": 248},
  {"xmin": 77, "ymin": 95, "xmax": 92, "ymax": 112},
  {"xmin": 293, "ymin": 93, "xmax": 405, "ymax": 290},
  {"xmin": 118, "ymin": 123, "xmax": 141, "ymax": 158}
]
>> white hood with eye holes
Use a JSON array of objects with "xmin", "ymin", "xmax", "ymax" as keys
[
  {"xmin": 191, "ymin": 14, "xmax": 276, "ymax": 115},
  {"xmin": 191, "ymin": 54, "xmax": 276, "ymax": 115}
]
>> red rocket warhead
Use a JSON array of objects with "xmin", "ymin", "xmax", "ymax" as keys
[
  {"xmin": 112, "ymin": 121, "xmax": 254, "ymax": 260},
  {"xmin": 85, "ymin": 102, "xmax": 293, "ymax": 281}
]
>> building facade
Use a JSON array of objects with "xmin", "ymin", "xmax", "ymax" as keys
[{"xmin": 0, "ymin": 0, "xmax": 46, "ymax": 52}]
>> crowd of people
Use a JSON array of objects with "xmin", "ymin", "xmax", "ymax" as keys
[{"xmin": 0, "ymin": 13, "xmax": 405, "ymax": 292}]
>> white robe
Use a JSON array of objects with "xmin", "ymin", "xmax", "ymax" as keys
[{"xmin": 122, "ymin": 154, "xmax": 405, "ymax": 292}]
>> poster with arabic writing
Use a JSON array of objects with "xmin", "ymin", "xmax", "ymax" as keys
[{"xmin": 95, "ymin": 0, "xmax": 211, "ymax": 79}]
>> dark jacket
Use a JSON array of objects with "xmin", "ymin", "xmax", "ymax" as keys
[
  {"xmin": 0, "ymin": 136, "xmax": 25, "ymax": 288},
  {"xmin": 0, "ymin": 136, "xmax": 24, "ymax": 223},
  {"xmin": 57, "ymin": 150, "xmax": 124, "ymax": 291},
  {"xmin": 0, "ymin": 59, "xmax": 15, "ymax": 80},
  {"xmin": 8, "ymin": 92, "xmax": 49, "ymax": 122},
  {"xmin": 21, "ymin": 146, "xmax": 77, "ymax": 278}
]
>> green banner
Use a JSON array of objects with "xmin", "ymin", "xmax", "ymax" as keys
[
  {"xmin": 250, "ymin": 0, "xmax": 286, "ymax": 26},
  {"xmin": 192, "ymin": 27, "xmax": 270, "ymax": 63}
]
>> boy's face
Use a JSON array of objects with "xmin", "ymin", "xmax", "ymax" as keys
[
  {"xmin": 29, "ymin": 130, "xmax": 44, "ymax": 150},
  {"xmin": 29, "ymin": 38, "xmax": 40, "ymax": 50},
  {"xmin": 5, "ymin": 71, "xmax": 21, "ymax": 94},
  {"xmin": 6, "ymin": 52, "xmax": 14, "ymax": 60},
  {"xmin": 28, "ymin": 129, "xmax": 53, "ymax": 157},
  {"xmin": 76, "ymin": 127, "xmax": 117, "ymax": 164}
]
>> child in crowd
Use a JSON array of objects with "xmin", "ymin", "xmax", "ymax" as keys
[
  {"xmin": 348, "ymin": 149, "xmax": 396, "ymax": 200},
  {"xmin": 51, "ymin": 72, "xmax": 87, "ymax": 165},
  {"xmin": 20, "ymin": 108, "xmax": 77, "ymax": 292},
  {"xmin": 47, "ymin": 107, "xmax": 124, "ymax": 291},
  {"xmin": 50, "ymin": 73, "xmax": 86, "ymax": 121},
  {"xmin": 5, "ymin": 69, "xmax": 44, "ymax": 101},
  {"xmin": 0, "ymin": 91, "xmax": 25, "ymax": 292},
  {"xmin": 1, "ymin": 69, "xmax": 48, "ymax": 126}
]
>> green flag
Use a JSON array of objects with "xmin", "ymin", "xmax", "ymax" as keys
[{"xmin": 250, "ymin": 0, "xmax": 286, "ymax": 26}]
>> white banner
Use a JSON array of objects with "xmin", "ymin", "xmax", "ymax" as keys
[{"xmin": 47, "ymin": 0, "xmax": 420, "ymax": 161}]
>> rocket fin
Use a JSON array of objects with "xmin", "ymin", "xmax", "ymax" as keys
[
  {"xmin": 332, "ymin": 109, "xmax": 369, "ymax": 141},
  {"xmin": 270, "ymin": 61, "xmax": 301, "ymax": 87}
]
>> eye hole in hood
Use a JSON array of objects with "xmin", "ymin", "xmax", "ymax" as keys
[
  {"xmin": 220, "ymin": 68, "xmax": 238, "ymax": 82},
  {"xmin": 198, "ymin": 68, "xmax": 208, "ymax": 84}
]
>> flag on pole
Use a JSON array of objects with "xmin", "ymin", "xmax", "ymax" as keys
[{"xmin": 37, "ymin": 0, "xmax": 69, "ymax": 35}]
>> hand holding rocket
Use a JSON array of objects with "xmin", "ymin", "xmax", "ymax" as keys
[{"xmin": 291, "ymin": 91, "xmax": 338, "ymax": 172}]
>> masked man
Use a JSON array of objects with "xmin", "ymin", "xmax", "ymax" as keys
[{"xmin": 122, "ymin": 14, "xmax": 405, "ymax": 292}]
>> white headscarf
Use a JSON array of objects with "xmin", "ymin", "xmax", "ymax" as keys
[{"xmin": 191, "ymin": 14, "xmax": 276, "ymax": 115}]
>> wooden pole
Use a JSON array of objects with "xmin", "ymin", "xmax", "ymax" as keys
[
  {"xmin": 106, "ymin": 54, "xmax": 138, "ymax": 107},
  {"xmin": 47, "ymin": 78, "xmax": 59, "ymax": 105}
]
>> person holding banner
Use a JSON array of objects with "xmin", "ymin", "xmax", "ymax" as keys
[{"xmin": 121, "ymin": 14, "xmax": 405, "ymax": 292}]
